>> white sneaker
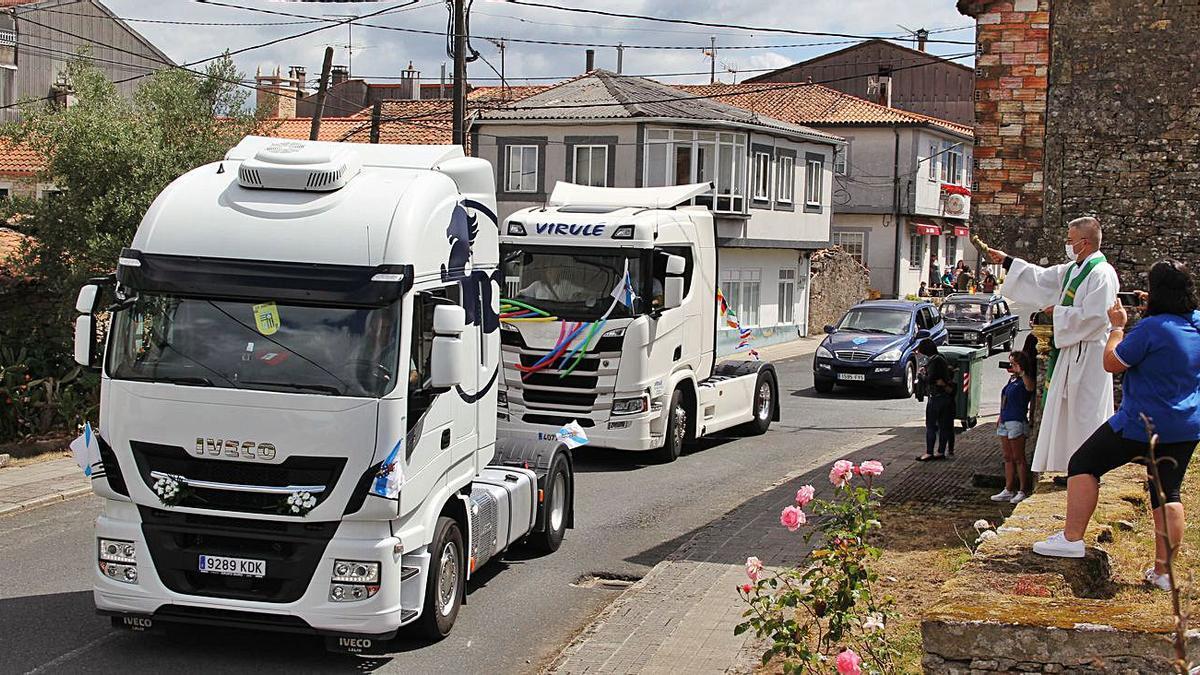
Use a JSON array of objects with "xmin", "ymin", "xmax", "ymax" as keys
[
  {"xmin": 1009, "ymin": 491, "xmax": 1028, "ymax": 504},
  {"xmin": 990, "ymin": 489, "xmax": 1014, "ymax": 502},
  {"xmin": 1145, "ymin": 567, "xmax": 1173, "ymax": 591},
  {"xmin": 1032, "ymin": 531, "xmax": 1086, "ymax": 558}
]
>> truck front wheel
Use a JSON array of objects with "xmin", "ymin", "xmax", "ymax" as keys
[
  {"xmin": 528, "ymin": 453, "xmax": 571, "ymax": 553},
  {"xmin": 652, "ymin": 389, "xmax": 687, "ymax": 463},
  {"xmin": 743, "ymin": 371, "xmax": 776, "ymax": 435},
  {"xmin": 417, "ymin": 516, "xmax": 465, "ymax": 640}
]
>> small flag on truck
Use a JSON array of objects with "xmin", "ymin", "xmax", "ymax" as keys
[
  {"xmin": 69, "ymin": 421, "xmax": 102, "ymax": 478},
  {"xmin": 556, "ymin": 421, "xmax": 589, "ymax": 449}
]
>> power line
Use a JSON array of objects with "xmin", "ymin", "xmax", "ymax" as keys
[{"xmin": 500, "ymin": 1, "xmax": 976, "ymax": 45}]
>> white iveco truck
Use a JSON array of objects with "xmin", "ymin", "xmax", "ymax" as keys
[
  {"xmin": 71, "ymin": 137, "xmax": 575, "ymax": 652},
  {"xmin": 497, "ymin": 183, "xmax": 779, "ymax": 462}
]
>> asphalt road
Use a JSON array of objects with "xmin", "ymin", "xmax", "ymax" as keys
[{"xmin": 0, "ymin": 333, "xmax": 1019, "ymax": 675}]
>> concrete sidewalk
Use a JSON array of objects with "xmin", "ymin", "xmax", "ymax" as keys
[
  {"xmin": 0, "ymin": 457, "xmax": 90, "ymax": 518},
  {"xmin": 547, "ymin": 421, "xmax": 1004, "ymax": 674}
]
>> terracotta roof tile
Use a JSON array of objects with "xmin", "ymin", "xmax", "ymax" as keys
[
  {"xmin": 0, "ymin": 140, "xmax": 45, "ymax": 177},
  {"xmin": 674, "ymin": 82, "xmax": 973, "ymax": 138},
  {"xmin": 255, "ymin": 114, "xmax": 452, "ymax": 145}
]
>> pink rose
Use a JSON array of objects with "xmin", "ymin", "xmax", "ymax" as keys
[
  {"xmin": 745, "ymin": 556, "xmax": 764, "ymax": 582},
  {"xmin": 859, "ymin": 460, "xmax": 884, "ymax": 477},
  {"xmin": 829, "ymin": 460, "xmax": 855, "ymax": 487},
  {"xmin": 779, "ymin": 505, "xmax": 806, "ymax": 532},
  {"xmin": 741, "ymin": 583, "xmax": 753, "ymax": 594},
  {"xmin": 836, "ymin": 648, "xmax": 862, "ymax": 675},
  {"xmin": 794, "ymin": 485, "xmax": 816, "ymax": 507}
]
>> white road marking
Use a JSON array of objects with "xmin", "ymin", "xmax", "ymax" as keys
[{"xmin": 24, "ymin": 630, "xmax": 122, "ymax": 675}]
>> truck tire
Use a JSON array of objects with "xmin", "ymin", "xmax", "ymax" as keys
[
  {"xmin": 742, "ymin": 371, "xmax": 775, "ymax": 436},
  {"xmin": 528, "ymin": 453, "xmax": 571, "ymax": 553},
  {"xmin": 814, "ymin": 377, "xmax": 835, "ymax": 394},
  {"xmin": 652, "ymin": 389, "xmax": 687, "ymax": 463},
  {"xmin": 417, "ymin": 516, "xmax": 465, "ymax": 641}
]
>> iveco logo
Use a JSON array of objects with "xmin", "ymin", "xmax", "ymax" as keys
[{"xmin": 195, "ymin": 438, "xmax": 277, "ymax": 461}]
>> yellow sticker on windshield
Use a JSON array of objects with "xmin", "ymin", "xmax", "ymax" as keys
[{"xmin": 252, "ymin": 302, "xmax": 280, "ymax": 335}]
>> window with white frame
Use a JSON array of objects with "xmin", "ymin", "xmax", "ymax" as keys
[
  {"xmin": 572, "ymin": 145, "xmax": 608, "ymax": 187},
  {"xmin": 721, "ymin": 268, "xmax": 761, "ymax": 327},
  {"xmin": 777, "ymin": 155, "xmax": 795, "ymax": 203},
  {"xmin": 833, "ymin": 144, "xmax": 848, "ymax": 176},
  {"xmin": 944, "ymin": 142, "xmax": 963, "ymax": 185},
  {"xmin": 645, "ymin": 128, "xmax": 746, "ymax": 213},
  {"xmin": 805, "ymin": 157, "xmax": 823, "ymax": 207},
  {"xmin": 965, "ymin": 150, "xmax": 974, "ymax": 188},
  {"xmin": 928, "ymin": 143, "xmax": 939, "ymax": 181},
  {"xmin": 832, "ymin": 231, "xmax": 865, "ymax": 265},
  {"xmin": 909, "ymin": 232, "xmax": 924, "ymax": 269},
  {"xmin": 505, "ymin": 145, "xmax": 538, "ymax": 193},
  {"xmin": 752, "ymin": 151, "xmax": 771, "ymax": 201},
  {"xmin": 778, "ymin": 268, "xmax": 796, "ymax": 325}
]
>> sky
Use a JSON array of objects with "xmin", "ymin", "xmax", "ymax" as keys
[{"xmin": 101, "ymin": 0, "xmax": 975, "ymax": 93}]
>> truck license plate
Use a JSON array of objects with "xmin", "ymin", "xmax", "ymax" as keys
[
  {"xmin": 837, "ymin": 373, "xmax": 866, "ymax": 381},
  {"xmin": 198, "ymin": 554, "xmax": 266, "ymax": 578}
]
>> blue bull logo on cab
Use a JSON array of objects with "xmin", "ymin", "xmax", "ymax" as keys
[{"xmin": 535, "ymin": 222, "xmax": 608, "ymax": 236}]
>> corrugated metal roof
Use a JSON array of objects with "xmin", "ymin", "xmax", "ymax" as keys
[{"xmin": 477, "ymin": 70, "xmax": 843, "ymax": 144}]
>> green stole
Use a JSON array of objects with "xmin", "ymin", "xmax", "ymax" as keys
[{"xmin": 1045, "ymin": 253, "xmax": 1107, "ymax": 386}]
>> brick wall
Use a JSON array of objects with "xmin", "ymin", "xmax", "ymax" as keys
[
  {"xmin": 957, "ymin": 0, "xmax": 1051, "ymax": 259},
  {"xmin": 960, "ymin": 0, "xmax": 1200, "ymax": 283}
]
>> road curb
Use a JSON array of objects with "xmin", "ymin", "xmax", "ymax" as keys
[{"xmin": 0, "ymin": 485, "xmax": 92, "ymax": 518}]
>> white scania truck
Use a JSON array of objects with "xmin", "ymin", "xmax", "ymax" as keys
[
  {"xmin": 497, "ymin": 182, "xmax": 780, "ymax": 462},
  {"xmin": 71, "ymin": 137, "xmax": 574, "ymax": 652}
]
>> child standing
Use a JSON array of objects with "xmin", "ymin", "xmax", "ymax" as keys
[{"xmin": 992, "ymin": 350, "xmax": 1036, "ymax": 503}]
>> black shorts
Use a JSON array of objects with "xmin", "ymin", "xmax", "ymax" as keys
[{"xmin": 1068, "ymin": 422, "xmax": 1199, "ymax": 508}]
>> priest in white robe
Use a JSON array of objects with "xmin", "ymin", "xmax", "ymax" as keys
[{"xmin": 986, "ymin": 217, "xmax": 1120, "ymax": 473}]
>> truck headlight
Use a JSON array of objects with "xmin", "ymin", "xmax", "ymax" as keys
[
  {"xmin": 816, "ymin": 345, "xmax": 833, "ymax": 359},
  {"xmin": 611, "ymin": 396, "xmax": 648, "ymax": 415},
  {"xmin": 874, "ymin": 349, "xmax": 903, "ymax": 363},
  {"xmin": 602, "ymin": 327, "xmax": 626, "ymax": 339},
  {"xmin": 965, "ymin": 331, "xmax": 980, "ymax": 341},
  {"xmin": 332, "ymin": 560, "xmax": 380, "ymax": 584},
  {"xmin": 99, "ymin": 538, "xmax": 136, "ymax": 564}
]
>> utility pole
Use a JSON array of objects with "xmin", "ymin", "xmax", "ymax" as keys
[
  {"xmin": 310, "ymin": 46, "xmax": 334, "ymax": 141},
  {"xmin": 616, "ymin": 42, "xmax": 624, "ymax": 74},
  {"xmin": 451, "ymin": 0, "xmax": 467, "ymax": 147},
  {"xmin": 709, "ymin": 36, "xmax": 716, "ymax": 84}
]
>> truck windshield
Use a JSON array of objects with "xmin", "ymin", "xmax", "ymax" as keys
[
  {"xmin": 837, "ymin": 308, "xmax": 913, "ymax": 336},
  {"xmin": 501, "ymin": 246, "xmax": 652, "ymax": 320},
  {"xmin": 106, "ymin": 294, "xmax": 401, "ymax": 398}
]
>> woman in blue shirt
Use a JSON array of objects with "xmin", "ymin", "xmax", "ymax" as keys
[
  {"xmin": 992, "ymin": 350, "xmax": 1035, "ymax": 504},
  {"xmin": 1034, "ymin": 260, "xmax": 1200, "ymax": 591}
]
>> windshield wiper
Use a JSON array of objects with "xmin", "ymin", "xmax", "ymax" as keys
[
  {"xmin": 239, "ymin": 380, "xmax": 344, "ymax": 396},
  {"xmin": 853, "ymin": 328, "xmax": 894, "ymax": 335},
  {"xmin": 159, "ymin": 376, "xmax": 213, "ymax": 387}
]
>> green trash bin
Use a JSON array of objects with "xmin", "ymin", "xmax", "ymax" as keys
[{"xmin": 938, "ymin": 345, "xmax": 987, "ymax": 431}]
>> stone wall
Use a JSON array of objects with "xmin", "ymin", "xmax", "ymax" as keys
[
  {"xmin": 807, "ymin": 247, "xmax": 870, "ymax": 335},
  {"xmin": 959, "ymin": 0, "xmax": 1200, "ymax": 283},
  {"xmin": 1043, "ymin": 0, "xmax": 1200, "ymax": 285}
]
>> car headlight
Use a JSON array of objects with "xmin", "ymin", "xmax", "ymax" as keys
[
  {"xmin": 874, "ymin": 348, "xmax": 903, "ymax": 363},
  {"xmin": 816, "ymin": 345, "xmax": 833, "ymax": 359},
  {"xmin": 611, "ymin": 396, "xmax": 648, "ymax": 415},
  {"xmin": 332, "ymin": 560, "xmax": 380, "ymax": 584}
]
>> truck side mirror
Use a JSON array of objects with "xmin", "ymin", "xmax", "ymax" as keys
[
  {"xmin": 915, "ymin": 329, "xmax": 931, "ymax": 339},
  {"xmin": 76, "ymin": 284, "xmax": 101, "ymax": 314},
  {"xmin": 662, "ymin": 278, "xmax": 684, "ymax": 309},
  {"xmin": 664, "ymin": 254, "xmax": 685, "ymax": 276},
  {"xmin": 74, "ymin": 315, "xmax": 96, "ymax": 368},
  {"xmin": 430, "ymin": 304, "xmax": 466, "ymax": 390}
]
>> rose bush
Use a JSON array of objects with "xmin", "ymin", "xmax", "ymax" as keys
[{"xmin": 737, "ymin": 459, "xmax": 897, "ymax": 674}]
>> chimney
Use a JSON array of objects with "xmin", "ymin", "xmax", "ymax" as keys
[
  {"xmin": 331, "ymin": 65, "xmax": 349, "ymax": 86},
  {"xmin": 399, "ymin": 60, "xmax": 420, "ymax": 100},
  {"xmin": 255, "ymin": 66, "xmax": 297, "ymax": 118},
  {"xmin": 289, "ymin": 65, "xmax": 307, "ymax": 99},
  {"xmin": 916, "ymin": 28, "xmax": 929, "ymax": 52},
  {"xmin": 585, "ymin": 49, "xmax": 595, "ymax": 72}
]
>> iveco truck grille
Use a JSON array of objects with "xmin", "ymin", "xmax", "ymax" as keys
[
  {"xmin": 138, "ymin": 506, "xmax": 337, "ymax": 603},
  {"xmin": 129, "ymin": 441, "xmax": 346, "ymax": 515}
]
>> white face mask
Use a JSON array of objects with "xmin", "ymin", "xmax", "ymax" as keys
[{"xmin": 1065, "ymin": 242, "xmax": 1077, "ymax": 260}]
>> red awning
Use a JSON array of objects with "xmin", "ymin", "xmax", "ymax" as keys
[
  {"xmin": 953, "ymin": 225, "xmax": 970, "ymax": 237},
  {"xmin": 911, "ymin": 218, "xmax": 941, "ymax": 236}
]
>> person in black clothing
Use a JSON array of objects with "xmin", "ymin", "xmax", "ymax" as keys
[{"xmin": 916, "ymin": 339, "xmax": 956, "ymax": 461}]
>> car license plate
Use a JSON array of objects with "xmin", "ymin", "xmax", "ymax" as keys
[
  {"xmin": 837, "ymin": 373, "xmax": 865, "ymax": 381},
  {"xmin": 198, "ymin": 554, "xmax": 266, "ymax": 578}
]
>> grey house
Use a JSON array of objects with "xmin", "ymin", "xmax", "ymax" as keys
[
  {"xmin": 473, "ymin": 70, "xmax": 843, "ymax": 350},
  {"xmin": 2, "ymin": 0, "xmax": 172, "ymax": 121}
]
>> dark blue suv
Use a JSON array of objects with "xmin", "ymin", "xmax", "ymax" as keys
[{"xmin": 813, "ymin": 300, "xmax": 948, "ymax": 396}]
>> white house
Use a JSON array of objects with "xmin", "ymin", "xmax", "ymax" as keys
[{"xmin": 474, "ymin": 70, "xmax": 843, "ymax": 354}]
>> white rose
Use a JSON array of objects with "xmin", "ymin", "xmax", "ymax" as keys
[{"xmin": 973, "ymin": 519, "xmax": 991, "ymax": 531}]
